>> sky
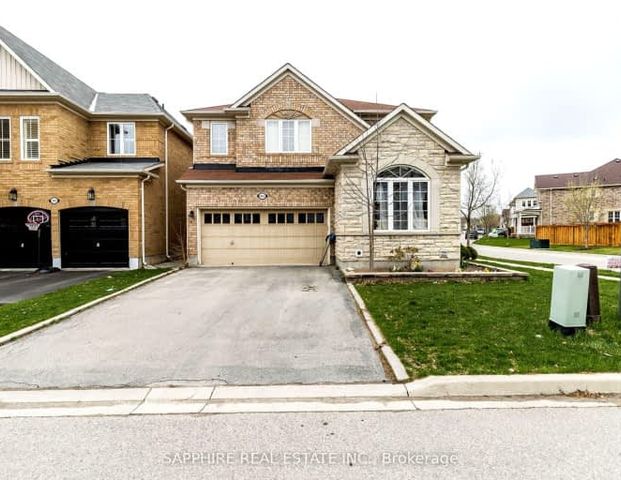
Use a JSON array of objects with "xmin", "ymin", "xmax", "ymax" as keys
[{"xmin": 2, "ymin": 0, "xmax": 620, "ymax": 207}]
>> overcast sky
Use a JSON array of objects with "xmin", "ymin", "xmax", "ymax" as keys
[{"xmin": 3, "ymin": 0, "xmax": 620, "ymax": 206}]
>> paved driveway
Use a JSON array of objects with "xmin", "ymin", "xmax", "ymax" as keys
[
  {"xmin": 475, "ymin": 245, "xmax": 619, "ymax": 269},
  {"xmin": 0, "ymin": 271, "xmax": 105, "ymax": 304},
  {"xmin": 0, "ymin": 268, "xmax": 386, "ymax": 388}
]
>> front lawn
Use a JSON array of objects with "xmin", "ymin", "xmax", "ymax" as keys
[
  {"xmin": 475, "ymin": 236, "xmax": 621, "ymax": 255},
  {"xmin": 356, "ymin": 267, "xmax": 621, "ymax": 377},
  {"xmin": 0, "ymin": 269, "xmax": 169, "ymax": 338}
]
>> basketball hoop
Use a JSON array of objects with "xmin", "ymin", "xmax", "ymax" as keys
[
  {"xmin": 25, "ymin": 222, "xmax": 41, "ymax": 232},
  {"xmin": 27, "ymin": 210, "xmax": 50, "ymax": 225}
]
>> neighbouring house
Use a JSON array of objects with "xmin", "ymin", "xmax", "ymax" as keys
[
  {"xmin": 535, "ymin": 159, "xmax": 621, "ymax": 225},
  {"xmin": 178, "ymin": 64, "xmax": 478, "ymax": 270},
  {"xmin": 0, "ymin": 26, "xmax": 192, "ymax": 269},
  {"xmin": 508, "ymin": 187, "xmax": 540, "ymax": 237}
]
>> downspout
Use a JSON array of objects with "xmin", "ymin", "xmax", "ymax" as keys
[
  {"xmin": 141, "ymin": 171, "xmax": 157, "ymax": 268},
  {"xmin": 164, "ymin": 123, "xmax": 174, "ymax": 259},
  {"xmin": 179, "ymin": 183, "xmax": 190, "ymax": 263}
]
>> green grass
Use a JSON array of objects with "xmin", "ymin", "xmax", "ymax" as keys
[
  {"xmin": 475, "ymin": 236, "xmax": 621, "ymax": 255},
  {"xmin": 477, "ymin": 256, "xmax": 621, "ymax": 278},
  {"xmin": 356, "ymin": 266, "xmax": 621, "ymax": 378},
  {"xmin": 0, "ymin": 269, "xmax": 169, "ymax": 338}
]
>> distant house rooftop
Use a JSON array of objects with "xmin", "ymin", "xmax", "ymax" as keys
[{"xmin": 535, "ymin": 158, "xmax": 621, "ymax": 189}]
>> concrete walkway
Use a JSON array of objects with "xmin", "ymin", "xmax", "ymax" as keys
[{"xmin": 475, "ymin": 245, "xmax": 620, "ymax": 269}]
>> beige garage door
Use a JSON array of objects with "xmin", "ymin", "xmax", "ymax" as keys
[{"xmin": 200, "ymin": 210, "xmax": 329, "ymax": 266}]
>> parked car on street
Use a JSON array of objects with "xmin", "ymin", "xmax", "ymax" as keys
[
  {"xmin": 489, "ymin": 228, "xmax": 508, "ymax": 238},
  {"xmin": 466, "ymin": 230, "xmax": 479, "ymax": 240},
  {"xmin": 476, "ymin": 227, "xmax": 485, "ymax": 236}
]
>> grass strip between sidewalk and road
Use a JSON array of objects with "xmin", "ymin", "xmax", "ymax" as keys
[
  {"xmin": 355, "ymin": 264, "xmax": 621, "ymax": 379},
  {"xmin": 0, "ymin": 269, "xmax": 169, "ymax": 338},
  {"xmin": 475, "ymin": 236, "xmax": 621, "ymax": 255}
]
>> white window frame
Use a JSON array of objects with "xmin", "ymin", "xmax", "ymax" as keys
[
  {"xmin": 264, "ymin": 119, "xmax": 312, "ymax": 153},
  {"xmin": 608, "ymin": 210, "xmax": 621, "ymax": 223},
  {"xmin": 20, "ymin": 116, "xmax": 40, "ymax": 161},
  {"xmin": 0, "ymin": 117, "xmax": 10, "ymax": 161},
  {"xmin": 374, "ymin": 176, "xmax": 430, "ymax": 233},
  {"xmin": 107, "ymin": 122, "xmax": 136, "ymax": 156},
  {"xmin": 210, "ymin": 122, "xmax": 229, "ymax": 155}
]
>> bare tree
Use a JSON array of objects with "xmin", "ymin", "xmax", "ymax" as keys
[
  {"xmin": 339, "ymin": 119, "xmax": 402, "ymax": 270},
  {"xmin": 479, "ymin": 203, "xmax": 500, "ymax": 233},
  {"xmin": 461, "ymin": 160, "xmax": 499, "ymax": 246},
  {"xmin": 565, "ymin": 179, "xmax": 602, "ymax": 249}
]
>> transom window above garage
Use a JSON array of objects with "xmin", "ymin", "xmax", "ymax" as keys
[{"xmin": 374, "ymin": 165, "xmax": 429, "ymax": 231}]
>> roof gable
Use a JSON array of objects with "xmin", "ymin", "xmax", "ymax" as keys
[
  {"xmin": 514, "ymin": 187, "xmax": 537, "ymax": 199},
  {"xmin": 230, "ymin": 63, "xmax": 368, "ymax": 129},
  {"xmin": 336, "ymin": 103, "xmax": 473, "ymax": 157},
  {"xmin": 0, "ymin": 44, "xmax": 46, "ymax": 91},
  {"xmin": 535, "ymin": 158, "xmax": 621, "ymax": 189},
  {"xmin": 0, "ymin": 26, "xmax": 96, "ymax": 109}
]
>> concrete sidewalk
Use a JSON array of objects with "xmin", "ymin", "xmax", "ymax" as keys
[
  {"xmin": 1, "ymin": 373, "xmax": 620, "ymax": 418},
  {"xmin": 475, "ymin": 245, "xmax": 620, "ymax": 269}
]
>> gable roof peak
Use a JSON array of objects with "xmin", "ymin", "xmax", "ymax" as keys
[{"xmin": 229, "ymin": 63, "xmax": 369, "ymax": 129}]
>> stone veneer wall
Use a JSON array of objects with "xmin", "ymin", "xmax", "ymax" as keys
[{"xmin": 334, "ymin": 117, "xmax": 462, "ymax": 271}]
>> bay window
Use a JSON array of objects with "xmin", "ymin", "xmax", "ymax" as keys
[
  {"xmin": 265, "ymin": 119, "xmax": 311, "ymax": 153},
  {"xmin": 374, "ymin": 165, "xmax": 429, "ymax": 231}
]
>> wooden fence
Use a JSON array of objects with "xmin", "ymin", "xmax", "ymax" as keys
[{"xmin": 536, "ymin": 223, "xmax": 621, "ymax": 247}]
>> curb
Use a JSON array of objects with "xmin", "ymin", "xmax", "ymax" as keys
[
  {"xmin": 345, "ymin": 283, "xmax": 409, "ymax": 382},
  {"xmin": 476, "ymin": 259, "xmax": 620, "ymax": 282},
  {"xmin": 405, "ymin": 373, "xmax": 621, "ymax": 397},
  {"xmin": 0, "ymin": 268, "xmax": 179, "ymax": 347},
  {"xmin": 0, "ymin": 376, "xmax": 619, "ymax": 418}
]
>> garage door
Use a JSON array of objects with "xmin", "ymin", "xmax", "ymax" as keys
[
  {"xmin": 0, "ymin": 207, "xmax": 52, "ymax": 268},
  {"xmin": 201, "ymin": 210, "xmax": 328, "ymax": 266},
  {"xmin": 60, "ymin": 207, "xmax": 129, "ymax": 268}
]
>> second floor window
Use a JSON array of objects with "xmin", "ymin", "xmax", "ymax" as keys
[
  {"xmin": 21, "ymin": 117, "xmax": 39, "ymax": 161},
  {"xmin": 108, "ymin": 122, "xmax": 135, "ymax": 155},
  {"xmin": 0, "ymin": 118, "xmax": 9, "ymax": 160},
  {"xmin": 210, "ymin": 122, "xmax": 228, "ymax": 155},
  {"xmin": 265, "ymin": 119, "xmax": 311, "ymax": 153}
]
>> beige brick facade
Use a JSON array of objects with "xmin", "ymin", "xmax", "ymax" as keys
[
  {"xmin": 538, "ymin": 186, "xmax": 621, "ymax": 225},
  {"xmin": 0, "ymin": 102, "xmax": 192, "ymax": 268},
  {"xmin": 192, "ymin": 75, "xmax": 363, "ymax": 167},
  {"xmin": 184, "ymin": 67, "xmax": 472, "ymax": 271}
]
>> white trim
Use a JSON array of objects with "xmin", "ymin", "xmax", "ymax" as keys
[
  {"xmin": 19, "ymin": 116, "xmax": 40, "ymax": 161},
  {"xmin": 230, "ymin": 64, "xmax": 369, "ymax": 129},
  {"xmin": 209, "ymin": 121, "xmax": 228, "ymax": 155},
  {"xmin": 374, "ymin": 176, "xmax": 431, "ymax": 233},
  {"xmin": 264, "ymin": 118, "xmax": 312, "ymax": 153},
  {"xmin": 0, "ymin": 117, "xmax": 11, "ymax": 161},
  {"xmin": 336, "ymin": 104, "xmax": 473, "ymax": 156},
  {"xmin": 0, "ymin": 38, "xmax": 54, "ymax": 92},
  {"xmin": 106, "ymin": 122, "xmax": 136, "ymax": 156}
]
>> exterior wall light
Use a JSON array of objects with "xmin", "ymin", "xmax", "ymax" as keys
[
  {"xmin": 188, "ymin": 210, "xmax": 195, "ymax": 219},
  {"xmin": 87, "ymin": 188, "xmax": 96, "ymax": 201},
  {"xmin": 8, "ymin": 188, "xmax": 17, "ymax": 202}
]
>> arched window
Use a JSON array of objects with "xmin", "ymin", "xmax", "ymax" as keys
[{"xmin": 374, "ymin": 165, "xmax": 429, "ymax": 231}]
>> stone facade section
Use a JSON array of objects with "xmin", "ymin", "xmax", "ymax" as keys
[{"xmin": 334, "ymin": 117, "xmax": 462, "ymax": 271}]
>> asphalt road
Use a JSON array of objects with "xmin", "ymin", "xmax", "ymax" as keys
[
  {"xmin": 475, "ymin": 244, "xmax": 619, "ymax": 269},
  {"xmin": 0, "ymin": 270, "xmax": 105, "ymax": 304},
  {"xmin": 0, "ymin": 267, "xmax": 385, "ymax": 388},
  {"xmin": 1, "ymin": 407, "xmax": 620, "ymax": 479}
]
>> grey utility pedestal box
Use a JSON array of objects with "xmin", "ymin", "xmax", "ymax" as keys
[{"xmin": 549, "ymin": 265, "xmax": 589, "ymax": 330}]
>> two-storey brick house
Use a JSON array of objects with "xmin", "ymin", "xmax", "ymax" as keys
[
  {"xmin": 179, "ymin": 64, "xmax": 478, "ymax": 270},
  {"xmin": 0, "ymin": 26, "xmax": 192, "ymax": 269}
]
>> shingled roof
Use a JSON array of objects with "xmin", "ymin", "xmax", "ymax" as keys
[{"xmin": 535, "ymin": 159, "xmax": 621, "ymax": 189}]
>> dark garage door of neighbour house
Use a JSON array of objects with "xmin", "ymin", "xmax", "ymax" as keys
[
  {"xmin": 60, "ymin": 207, "xmax": 129, "ymax": 268},
  {"xmin": 0, "ymin": 207, "xmax": 52, "ymax": 268}
]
